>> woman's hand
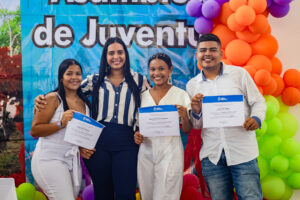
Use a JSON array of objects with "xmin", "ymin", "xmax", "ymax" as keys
[
  {"xmin": 80, "ymin": 147, "xmax": 96, "ymax": 159},
  {"xmin": 175, "ymin": 105, "xmax": 188, "ymax": 120},
  {"xmin": 61, "ymin": 110, "xmax": 75, "ymax": 128},
  {"xmin": 34, "ymin": 95, "xmax": 47, "ymax": 112},
  {"xmin": 134, "ymin": 131, "xmax": 144, "ymax": 145}
]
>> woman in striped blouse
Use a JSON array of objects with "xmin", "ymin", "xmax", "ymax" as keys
[{"xmin": 35, "ymin": 37, "xmax": 149, "ymax": 199}]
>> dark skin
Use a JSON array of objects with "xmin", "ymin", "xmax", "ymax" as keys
[{"xmin": 192, "ymin": 41, "xmax": 259, "ymax": 131}]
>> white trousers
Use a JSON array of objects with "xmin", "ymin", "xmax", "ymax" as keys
[
  {"xmin": 31, "ymin": 151, "xmax": 81, "ymax": 200},
  {"xmin": 137, "ymin": 137, "xmax": 184, "ymax": 200}
]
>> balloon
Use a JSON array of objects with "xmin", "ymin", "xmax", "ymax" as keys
[
  {"xmin": 225, "ymin": 39, "xmax": 252, "ymax": 65},
  {"xmin": 182, "ymin": 174, "xmax": 200, "ymax": 189},
  {"xmin": 17, "ymin": 183, "xmax": 36, "ymax": 200},
  {"xmin": 35, "ymin": 191, "xmax": 47, "ymax": 200},
  {"xmin": 280, "ymin": 138, "xmax": 300, "ymax": 157},
  {"xmin": 82, "ymin": 185, "xmax": 94, "ymax": 200},
  {"xmin": 202, "ymin": 0, "xmax": 221, "ymax": 19},
  {"xmin": 251, "ymin": 34, "xmax": 278, "ymax": 58},
  {"xmin": 265, "ymin": 101, "xmax": 279, "ymax": 120},
  {"xmin": 262, "ymin": 78, "xmax": 277, "ymax": 95},
  {"xmin": 136, "ymin": 192, "xmax": 141, "ymax": 200},
  {"xmin": 271, "ymin": 74, "xmax": 285, "ymax": 97},
  {"xmin": 270, "ymin": 155, "xmax": 289, "ymax": 173},
  {"xmin": 257, "ymin": 156, "xmax": 269, "ymax": 179},
  {"xmin": 229, "ymin": 0, "xmax": 247, "ymax": 11},
  {"xmin": 235, "ymin": 5, "xmax": 256, "ymax": 26},
  {"xmin": 271, "ymin": 57, "xmax": 283, "ymax": 75},
  {"xmin": 264, "ymin": 95, "xmax": 280, "ymax": 110},
  {"xmin": 277, "ymin": 112, "xmax": 298, "ymax": 138},
  {"xmin": 235, "ymin": 29, "xmax": 260, "ymax": 43},
  {"xmin": 248, "ymin": 0, "xmax": 267, "ymax": 14},
  {"xmin": 261, "ymin": 175, "xmax": 286, "ymax": 200},
  {"xmin": 277, "ymin": 96, "xmax": 289, "ymax": 112},
  {"xmin": 254, "ymin": 69, "xmax": 271, "ymax": 86},
  {"xmin": 266, "ymin": 0, "xmax": 273, "ymax": 8},
  {"xmin": 255, "ymin": 120, "xmax": 267, "ymax": 137},
  {"xmin": 265, "ymin": 117, "xmax": 282, "ymax": 135},
  {"xmin": 181, "ymin": 186, "xmax": 203, "ymax": 200},
  {"xmin": 215, "ymin": 0, "xmax": 229, "ymax": 5},
  {"xmin": 281, "ymin": 87, "xmax": 300, "ymax": 106},
  {"xmin": 289, "ymin": 155, "xmax": 300, "ymax": 172},
  {"xmin": 280, "ymin": 184, "xmax": 293, "ymax": 200},
  {"xmin": 186, "ymin": 0, "xmax": 203, "ymax": 17},
  {"xmin": 259, "ymin": 135, "xmax": 282, "ymax": 159},
  {"xmin": 273, "ymin": 0, "xmax": 293, "ymax": 6},
  {"xmin": 246, "ymin": 55, "xmax": 272, "ymax": 72},
  {"xmin": 287, "ymin": 173, "xmax": 300, "ymax": 189},
  {"xmin": 194, "ymin": 16, "xmax": 213, "ymax": 34},
  {"xmin": 211, "ymin": 24, "xmax": 236, "ymax": 49},
  {"xmin": 227, "ymin": 14, "xmax": 246, "ymax": 32},
  {"xmin": 243, "ymin": 65, "xmax": 256, "ymax": 78},
  {"xmin": 218, "ymin": 2, "xmax": 233, "ymax": 25},
  {"xmin": 269, "ymin": 2, "xmax": 290, "ymax": 18},
  {"xmin": 283, "ymin": 69, "xmax": 300, "ymax": 88},
  {"xmin": 248, "ymin": 14, "xmax": 269, "ymax": 34}
]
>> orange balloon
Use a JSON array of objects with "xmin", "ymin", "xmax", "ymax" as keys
[
  {"xmin": 263, "ymin": 23, "xmax": 271, "ymax": 34},
  {"xmin": 212, "ymin": 24, "xmax": 237, "ymax": 49},
  {"xmin": 235, "ymin": 5, "xmax": 256, "ymax": 26},
  {"xmin": 243, "ymin": 65, "xmax": 256, "ymax": 78},
  {"xmin": 229, "ymin": 0, "xmax": 247, "ymax": 11},
  {"xmin": 272, "ymin": 73, "xmax": 285, "ymax": 97},
  {"xmin": 218, "ymin": 2, "xmax": 234, "ymax": 25},
  {"xmin": 256, "ymin": 85, "xmax": 264, "ymax": 95},
  {"xmin": 271, "ymin": 57, "xmax": 282, "ymax": 75},
  {"xmin": 246, "ymin": 54, "xmax": 272, "ymax": 72},
  {"xmin": 262, "ymin": 77, "xmax": 277, "ymax": 95},
  {"xmin": 248, "ymin": 0, "xmax": 267, "ymax": 14},
  {"xmin": 249, "ymin": 14, "xmax": 269, "ymax": 34},
  {"xmin": 197, "ymin": 61, "xmax": 202, "ymax": 71},
  {"xmin": 251, "ymin": 34, "xmax": 278, "ymax": 58},
  {"xmin": 227, "ymin": 14, "xmax": 246, "ymax": 32},
  {"xmin": 254, "ymin": 69, "xmax": 271, "ymax": 86},
  {"xmin": 281, "ymin": 87, "xmax": 300, "ymax": 106},
  {"xmin": 225, "ymin": 39, "xmax": 252, "ymax": 66},
  {"xmin": 236, "ymin": 29, "xmax": 260, "ymax": 43},
  {"xmin": 283, "ymin": 69, "xmax": 300, "ymax": 88}
]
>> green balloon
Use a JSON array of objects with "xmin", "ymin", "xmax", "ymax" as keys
[
  {"xmin": 277, "ymin": 96, "xmax": 289, "ymax": 113},
  {"xmin": 259, "ymin": 135, "xmax": 282, "ymax": 159},
  {"xmin": 272, "ymin": 169, "xmax": 292, "ymax": 179},
  {"xmin": 280, "ymin": 138, "xmax": 300, "ymax": 157},
  {"xmin": 17, "ymin": 183, "xmax": 36, "ymax": 200},
  {"xmin": 289, "ymin": 155, "xmax": 300, "ymax": 172},
  {"xmin": 270, "ymin": 155, "xmax": 289, "ymax": 173},
  {"xmin": 257, "ymin": 156, "xmax": 269, "ymax": 179},
  {"xmin": 265, "ymin": 117, "xmax": 282, "ymax": 135},
  {"xmin": 265, "ymin": 95, "xmax": 280, "ymax": 110},
  {"xmin": 280, "ymin": 184, "xmax": 293, "ymax": 200},
  {"xmin": 287, "ymin": 173, "xmax": 300, "ymax": 189},
  {"xmin": 261, "ymin": 175, "xmax": 286, "ymax": 200},
  {"xmin": 265, "ymin": 102, "xmax": 278, "ymax": 120},
  {"xmin": 256, "ymin": 121, "xmax": 268, "ymax": 137},
  {"xmin": 35, "ymin": 191, "xmax": 47, "ymax": 200},
  {"xmin": 277, "ymin": 112, "xmax": 298, "ymax": 138}
]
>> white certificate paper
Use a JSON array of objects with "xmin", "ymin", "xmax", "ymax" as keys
[
  {"xmin": 202, "ymin": 95, "xmax": 244, "ymax": 128},
  {"xmin": 64, "ymin": 112, "xmax": 105, "ymax": 149},
  {"xmin": 139, "ymin": 105, "xmax": 180, "ymax": 137}
]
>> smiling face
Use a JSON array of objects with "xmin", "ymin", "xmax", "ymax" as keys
[
  {"xmin": 62, "ymin": 64, "xmax": 82, "ymax": 91},
  {"xmin": 196, "ymin": 41, "xmax": 223, "ymax": 72},
  {"xmin": 106, "ymin": 42, "xmax": 126, "ymax": 71},
  {"xmin": 149, "ymin": 58, "xmax": 172, "ymax": 87}
]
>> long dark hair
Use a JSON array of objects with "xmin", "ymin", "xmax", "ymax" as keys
[
  {"xmin": 53, "ymin": 59, "xmax": 91, "ymax": 111},
  {"xmin": 91, "ymin": 37, "xmax": 140, "ymax": 119}
]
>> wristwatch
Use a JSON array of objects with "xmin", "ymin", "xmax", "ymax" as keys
[{"xmin": 56, "ymin": 121, "xmax": 63, "ymax": 128}]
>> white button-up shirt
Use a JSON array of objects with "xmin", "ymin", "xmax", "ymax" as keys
[{"xmin": 186, "ymin": 63, "xmax": 266, "ymax": 166}]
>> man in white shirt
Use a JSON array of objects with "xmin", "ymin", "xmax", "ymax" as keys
[{"xmin": 186, "ymin": 33, "xmax": 266, "ymax": 200}]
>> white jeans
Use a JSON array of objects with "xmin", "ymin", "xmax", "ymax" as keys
[{"xmin": 31, "ymin": 152, "xmax": 81, "ymax": 200}]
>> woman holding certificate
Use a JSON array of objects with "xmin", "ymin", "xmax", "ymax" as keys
[
  {"xmin": 31, "ymin": 59, "xmax": 91, "ymax": 200},
  {"xmin": 134, "ymin": 53, "xmax": 192, "ymax": 200}
]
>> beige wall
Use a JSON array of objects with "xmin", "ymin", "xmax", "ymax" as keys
[{"xmin": 268, "ymin": 1, "xmax": 300, "ymax": 199}]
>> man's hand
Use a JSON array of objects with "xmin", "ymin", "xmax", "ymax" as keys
[
  {"xmin": 191, "ymin": 93, "xmax": 204, "ymax": 114},
  {"xmin": 134, "ymin": 131, "xmax": 144, "ymax": 145},
  {"xmin": 79, "ymin": 147, "xmax": 96, "ymax": 159},
  {"xmin": 243, "ymin": 117, "xmax": 259, "ymax": 131}
]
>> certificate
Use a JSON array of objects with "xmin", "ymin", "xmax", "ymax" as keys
[
  {"xmin": 139, "ymin": 105, "xmax": 180, "ymax": 137},
  {"xmin": 202, "ymin": 95, "xmax": 244, "ymax": 128},
  {"xmin": 64, "ymin": 112, "xmax": 105, "ymax": 149}
]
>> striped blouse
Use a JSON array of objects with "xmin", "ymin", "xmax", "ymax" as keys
[{"xmin": 81, "ymin": 70, "xmax": 148, "ymax": 127}]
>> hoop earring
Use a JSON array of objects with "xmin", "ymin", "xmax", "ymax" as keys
[{"xmin": 168, "ymin": 74, "xmax": 172, "ymax": 85}]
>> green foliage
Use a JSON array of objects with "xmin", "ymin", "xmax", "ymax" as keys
[{"xmin": 0, "ymin": 7, "xmax": 21, "ymax": 55}]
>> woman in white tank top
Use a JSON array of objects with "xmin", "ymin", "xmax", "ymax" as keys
[{"xmin": 31, "ymin": 59, "xmax": 91, "ymax": 200}]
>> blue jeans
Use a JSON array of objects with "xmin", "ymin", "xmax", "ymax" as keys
[{"xmin": 201, "ymin": 151, "xmax": 262, "ymax": 200}]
